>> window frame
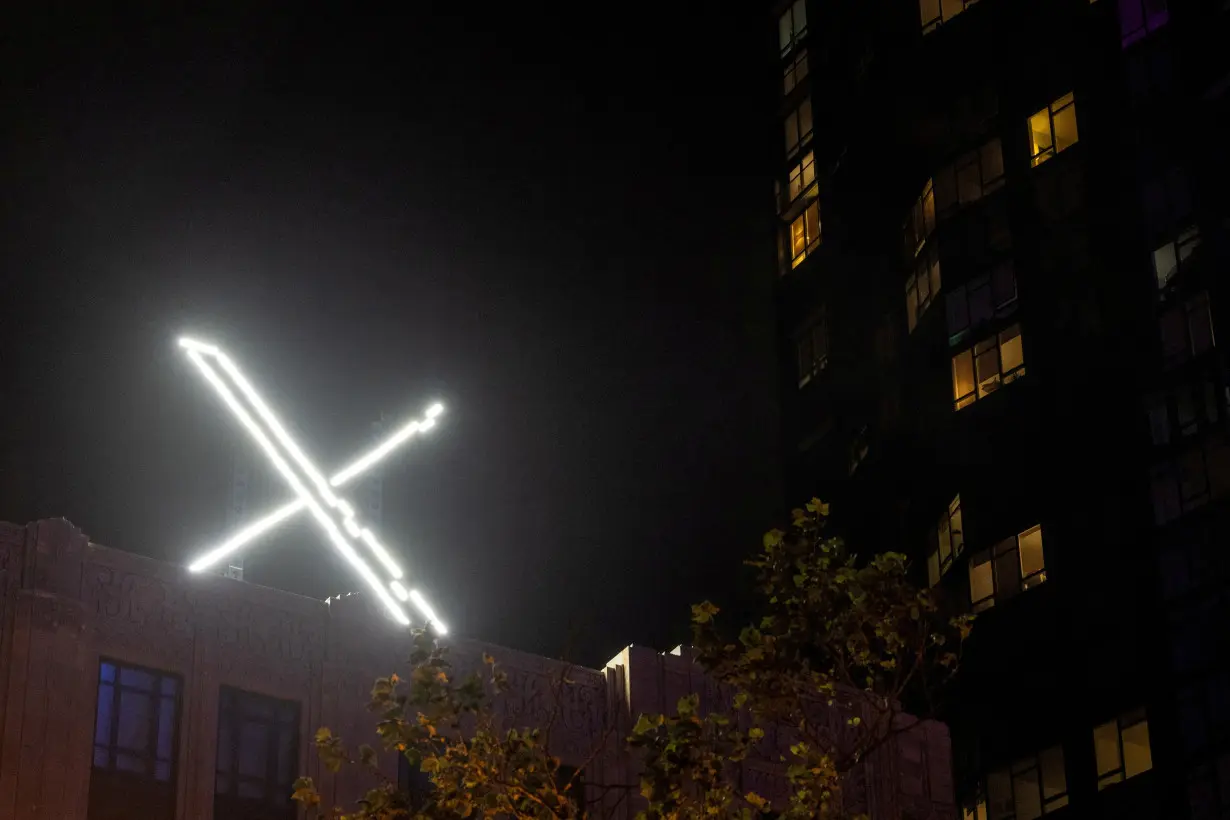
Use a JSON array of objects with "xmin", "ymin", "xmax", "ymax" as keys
[
  {"xmin": 784, "ymin": 97, "xmax": 814, "ymax": 159},
  {"xmin": 779, "ymin": 0, "xmax": 809, "ymax": 56},
  {"xmin": 91, "ymin": 658, "xmax": 183, "ymax": 785},
  {"xmin": 969, "ymin": 524, "xmax": 1046, "ymax": 612},
  {"xmin": 920, "ymin": 0, "xmax": 980, "ymax": 35},
  {"xmin": 789, "ymin": 199, "xmax": 822, "ymax": 268},
  {"xmin": 1160, "ymin": 291, "xmax": 1216, "ymax": 369},
  {"xmin": 1029, "ymin": 93, "xmax": 1079, "ymax": 167},
  {"xmin": 796, "ymin": 307, "xmax": 829, "ymax": 387},
  {"xmin": 906, "ymin": 245, "xmax": 942, "ymax": 333},
  {"xmin": 934, "ymin": 137, "xmax": 1005, "ymax": 217},
  {"xmin": 952, "ymin": 323, "xmax": 1026, "ymax": 410},
  {"xmin": 1094, "ymin": 709, "xmax": 1153, "ymax": 790},
  {"xmin": 925, "ymin": 494, "xmax": 965, "ymax": 587},
  {"xmin": 1152, "ymin": 225, "xmax": 1201, "ymax": 292},
  {"xmin": 969, "ymin": 745, "xmax": 1069, "ymax": 820},
  {"xmin": 786, "ymin": 150, "xmax": 816, "ymax": 206},
  {"xmin": 905, "ymin": 178, "xmax": 937, "ymax": 259},
  {"xmin": 783, "ymin": 48, "xmax": 809, "ymax": 96},
  {"xmin": 1119, "ymin": 0, "xmax": 1169, "ymax": 47},
  {"xmin": 214, "ymin": 686, "xmax": 301, "ymax": 819},
  {"xmin": 946, "ymin": 261, "xmax": 1018, "ymax": 347}
]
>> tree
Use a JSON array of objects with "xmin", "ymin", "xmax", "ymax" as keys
[
  {"xmin": 628, "ymin": 500, "xmax": 972, "ymax": 820},
  {"xmin": 293, "ymin": 502, "xmax": 970, "ymax": 820}
]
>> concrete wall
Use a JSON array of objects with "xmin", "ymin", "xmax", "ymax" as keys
[{"xmin": 0, "ymin": 518, "xmax": 955, "ymax": 819}]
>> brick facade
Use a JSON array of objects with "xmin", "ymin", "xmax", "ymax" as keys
[{"xmin": 0, "ymin": 518, "xmax": 955, "ymax": 818}]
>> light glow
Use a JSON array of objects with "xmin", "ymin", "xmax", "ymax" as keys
[
  {"xmin": 409, "ymin": 589, "xmax": 447, "ymax": 634},
  {"xmin": 178, "ymin": 339, "xmax": 447, "ymax": 630}
]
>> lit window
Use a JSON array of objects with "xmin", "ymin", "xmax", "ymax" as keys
[
  {"xmin": 215, "ymin": 687, "xmax": 300, "ymax": 820},
  {"xmin": 1152, "ymin": 226, "xmax": 1201, "ymax": 291},
  {"xmin": 904, "ymin": 178, "xmax": 937, "ymax": 258},
  {"xmin": 906, "ymin": 246, "xmax": 942, "ymax": 333},
  {"xmin": 1028, "ymin": 93, "xmax": 1079, "ymax": 167},
  {"xmin": 1094, "ymin": 710, "xmax": 1153, "ymax": 789},
  {"xmin": 796, "ymin": 308, "xmax": 828, "ymax": 387},
  {"xmin": 1159, "ymin": 291, "xmax": 1216, "ymax": 369},
  {"xmin": 952, "ymin": 324, "xmax": 1025, "ymax": 410},
  {"xmin": 787, "ymin": 151, "xmax": 816, "ymax": 204},
  {"xmin": 969, "ymin": 524, "xmax": 1046, "ymax": 612},
  {"xmin": 788, "ymin": 201, "xmax": 822, "ymax": 269},
  {"xmin": 785, "ymin": 98, "xmax": 814, "ymax": 158},
  {"xmin": 1119, "ymin": 0, "xmax": 1169, "ymax": 47},
  {"xmin": 976, "ymin": 746, "xmax": 1068, "ymax": 820},
  {"xmin": 920, "ymin": 0, "xmax": 980, "ymax": 34},
  {"xmin": 934, "ymin": 138, "xmax": 1005, "ymax": 216},
  {"xmin": 783, "ymin": 48, "xmax": 809, "ymax": 95},
  {"xmin": 926, "ymin": 494, "xmax": 964, "ymax": 586},
  {"xmin": 779, "ymin": 0, "xmax": 808, "ymax": 56},
  {"xmin": 946, "ymin": 262, "xmax": 1017, "ymax": 346}
]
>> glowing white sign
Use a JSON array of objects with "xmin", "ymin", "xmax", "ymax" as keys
[{"xmin": 178, "ymin": 337, "xmax": 446, "ymax": 632}]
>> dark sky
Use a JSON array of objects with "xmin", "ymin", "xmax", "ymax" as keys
[{"xmin": 0, "ymin": 4, "xmax": 781, "ymax": 666}]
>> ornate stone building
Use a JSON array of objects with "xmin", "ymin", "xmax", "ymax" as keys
[{"xmin": 0, "ymin": 518, "xmax": 955, "ymax": 819}]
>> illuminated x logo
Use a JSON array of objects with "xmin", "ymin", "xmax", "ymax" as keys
[{"xmin": 179, "ymin": 337, "xmax": 446, "ymax": 631}]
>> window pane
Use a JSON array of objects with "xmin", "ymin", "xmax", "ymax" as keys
[
  {"xmin": 906, "ymin": 279, "xmax": 919, "ymax": 332},
  {"xmin": 923, "ymin": 180, "xmax": 936, "ymax": 236},
  {"xmin": 928, "ymin": 250, "xmax": 941, "ymax": 298},
  {"xmin": 785, "ymin": 111, "xmax": 799, "ymax": 154},
  {"xmin": 1093, "ymin": 721, "xmax": 1121, "ymax": 777},
  {"xmin": 1018, "ymin": 525, "xmax": 1045, "ymax": 579},
  {"xmin": 991, "ymin": 262, "xmax": 1016, "ymax": 308},
  {"xmin": 93, "ymin": 747, "xmax": 109, "ymax": 768},
  {"xmin": 157, "ymin": 695, "xmax": 176, "ymax": 761},
  {"xmin": 116, "ymin": 752, "xmax": 144, "ymax": 774},
  {"xmin": 792, "ymin": 0, "xmax": 807, "ymax": 36},
  {"xmin": 934, "ymin": 166, "xmax": 958, "ymax": 216},
  {"xmin": 791, "ymin": 214, "xmax": 807, "ymax": 261},
  {"xmin": 1029, "ymin": 108, "xmax": 1053, "ymax": 164},
  {"xmin": 1040, "ymin": 746, "xmax": 1067, "ymax": 801},
  {"xmin": 798, "ymin": 99, "xmax": 813, "ymax": 144},
  {"xmin": 970, "ymin": 553, "xmax": 994, "ymax": 607},
  {"xmin": 975, "ymin": 338, "xmax": 1001, "ymax": 397},
  {"xmin": 928, "ymin": 551, "xmax": 940, "ymax": 587},
  {"xmin": 916, "ymin": 262, "xmax": 931, "ymax": 305},
  {"xmin": 779, "ymin": 11, "xmax": 793, "ymax": 52},
  {"xmin": 947, "ymin": 287, "xmax": 970, "ymax": 337},
  {"xmin": 982, "ymin": 138, "xmax": 1005, "ymax": 187},
  {"xmin": 921, "ymin": 0, "xmax": 942, "ymax": 27},
  {"xmin": 101, "ymin": 663, "xmax": 116, "ymax": 683},
  {"xmin": 993, "ymin": 540, "xmax": 1021, "ymax": 599},
  {"xmin": 1122, "ymin": 719, "xmax": 1153, "ymax": 778},
  {"xmin": 949, "ymin": 498, "xmax": 964, "ymax": 554},
  {"xmin": 160, "ymin": 677, "xmax": 178, "ymax": 697},
  {"xmin": 1014, "ymin": 765, "xmax": 1043, "ymax": 820},
  {"xmin": 987, "ymin": 769, "xmax": 1013, "ymax": 820},
  {"xmin": 239, "ymin": 722, "xmax": 270, "ymax": 777},
  {"xmin": 801, "ymin": 151, "xmax": 815, "ymax": 191},
  {"xmin": 1160, "ymin": 306, "xmax": 1188, "ymax": 364},
  {"xmin": 1000, "ymin": 324, "xmax": 1024, "ymax": 373},
  {"xmin": 789, "ymin": 165, "xmax": 803, "ymax": 201},
  {"xmin": 1052, "ymin": 102, "xmax": 1079, "ymax": 154},
  {"xmin": 953, "ymin": 350, "xmax": 976, "ymax": 407},
  {"xmin": 120, "ymin": 667, "xmax": 155, "ymax": 692},
  {"xmin": 95, "ymin": 684, "xmax": 114, "ymax": 746},
  {"xmin": 968, "ymin": 277, "xmax": 993, "ymax": 327},
  {"xmin": 939, "ymin": 516, "xmax": 952, "ymax": 563},
  {"xmin": 1188, "ymin": 293, "xmax": 1215, "ymax": 356},
  {"xmin": 957, "ymin": 154, "xmax": 982, "ymax": 204},
  {"xmin": 805, "ymin": 201, "xmax": 821, "ymax": 248},
  {"xmin": 117, "ymin": 688, "xmax": 153, "ymax": 752},
  {"xmin": 277, "ymin": 725, "xmax": 296, "ymax": 784},
  {"xmin": 1153, "ymin": 241, "xmax": 1178, "ymax": 289}
]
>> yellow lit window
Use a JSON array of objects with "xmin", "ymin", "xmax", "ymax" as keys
[
  {"xmin": 790, "ymin": 201, "xmax": 821, "ymax": 268},
  {"xmin": 969, "ymin": 524, "xmax": 1046, "ymax": 612},
  {"xmin": 1029, "ymin": 93, "xmax": 1079, "ymax": 167},
  {"xmin": 785, "ymin": 98, "xmax": 814, "ymax": 158},
  {"xmin": 779, "ymin": 0, "xmax": 808, "ymax": 56},
  {"xmin": 920, "ymin": 0, "xmax": 980, "ymax": 34},
  {"xmin": 905, "ymin": 179, "xmax": 936, "ymax": 258},
  {"xmin": 1094, "ymin": 710, "xmax": 1152, "ymax": 789},
  {"xmin": 925, "ymin": 494, "xmax": 964, "ymax": 587},
  {"xmin": 783, "ymin": 49, "xmax": 809, "ymax": 95},
  {"xmin": 787, "ymin": 151, "xmax": 816, "ymax": 203},
  {"xmin": 905, "ymin": 246, "xmax": 941, "ymax": 332},
  {"xmin": 952, "ymin": 324, "xmax": 1025, "ymax": 410}
]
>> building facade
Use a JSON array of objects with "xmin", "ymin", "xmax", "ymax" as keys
[
  {"xmin": 0, "ymin": 518, "xmax": 954, "ymax": 819},
  {"xmin": 771, "ymin": 0, "xmax": 1230, "ymax": 817}
]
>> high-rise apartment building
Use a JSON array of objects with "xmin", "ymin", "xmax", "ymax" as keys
[{"xmin": 771, "ymin": 0, "xmax": 1230, "ymax": 816}]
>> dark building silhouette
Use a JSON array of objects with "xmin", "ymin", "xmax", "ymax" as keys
[{"xmin": 771, "ymin": 0, "xmax": 1230, "ymax": 816}]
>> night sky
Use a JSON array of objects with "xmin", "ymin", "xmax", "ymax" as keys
[{"xmin": 0, "ymin": 5, "xmax": 781, "ymax": 665}]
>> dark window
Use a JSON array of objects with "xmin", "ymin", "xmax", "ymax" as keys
[
  {"xmin": 1160, "ymin": 292, "xmax": 1216, "ymax": 369},
  {"xmin": 1178, "ymin": 668, "xmax": 1230, "ymax": 755},
  {"xmin": 1152, "ymin": 226, "xmax": 1201, "ymax": 291},
  {"xmin": 784, "ymin": 98, "xmax": 813, "ymax": 158},
  {"xmin": 778, "ymin": 0, "xmax": 808, "ymax": 56},
  {"xmin": 783, "ymin": 48, "xmax": 809, "ymax": 95},
  {"xmin": 906, "ymin": 245, "xmax": 942, "ymax": 333},
  {"xmin": 215, "ymin": 687, "xmax": 300, "ymax": 820},
  {"xmin": 934, "ymin": 138, "xmax": 1005, "ymax": 217},
  {"xmin": 796, "ymin": 308, "xmax": 829, "ymax": 387},
  {"xmin": 1151, "ymin": 433, "xmax": 1230, "ymax": 525},
  {"xmin": 1119, "ymin": 0, "xmax": 1169, "ymax": 47},
  {"xmin": 1189, "ymin": 753, "xmax": 1230, "ymax": 819},
  {"xmin": 946, "ymin": 261, "xmax": 1017, "ymax": 346},
  {"xmin": 88, "ymin": 660, "xmax": 181, "ymax": 820}
]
